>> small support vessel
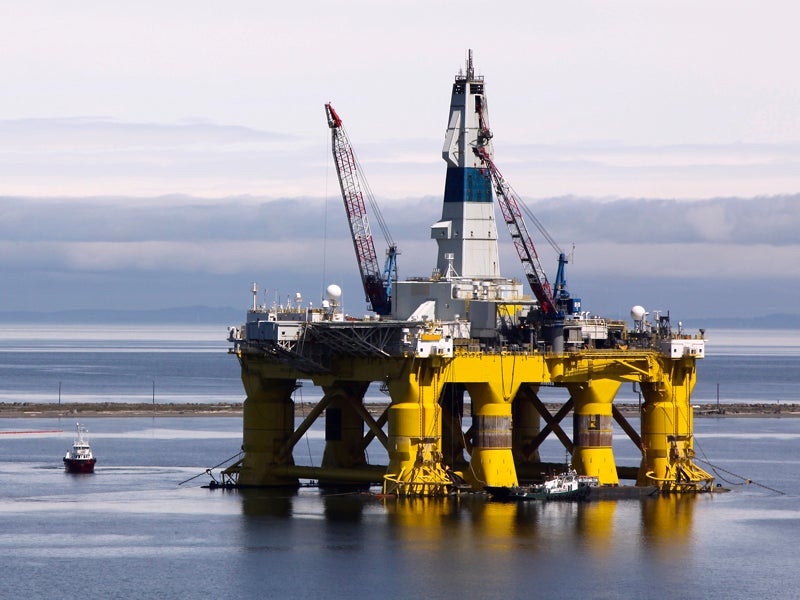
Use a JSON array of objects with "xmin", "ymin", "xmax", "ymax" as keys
[
  {"xmin": 486, "ymin": 468, "xmax": 598, "ymax": 501},
  {"xmin": 63, "ymin": 423, "xmax": 96, "ymax": 473}
]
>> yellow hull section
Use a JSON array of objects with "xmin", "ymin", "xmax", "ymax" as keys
[{"xmin": 225, "ymin": 348, "xmax": 712, "ymax": 495}]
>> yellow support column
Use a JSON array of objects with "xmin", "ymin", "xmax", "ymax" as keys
[
  {"xmin": 511, "ymin": 384, "xmax": 542, "ymax": 466},
  {"xmin": 236, "ymin": 362, "xmax": 298, "ymax": 487},
  {"xmin": 320, "ymin": 382, "xmax": 370, "ymax": 485},
  {"xmin": 637, "ymin": 357, "xmax": 713, "ymax": 492},
  {"xmin": 464, "ymin": 380, "xmax": 519, "ymax": 489},
  {"xmin": 567, "ymin": 379, "xmax": 621, "ymax": 486},
  {"xmin": 384, "ymin": 362, "xmax": 450, "ymax": 496},
  {"xmin": 440, "ymin": 382, "xmax": 468, "ymax": 470}
]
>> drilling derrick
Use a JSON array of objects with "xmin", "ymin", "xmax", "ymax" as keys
[{"xmin": 435, "ymin": 49, "xmax": 502, "ymax": 280}]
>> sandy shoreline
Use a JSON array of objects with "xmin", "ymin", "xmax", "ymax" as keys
[{"xmin": 0, "ymin": 401, "xmax": 797, "ymax": 419}]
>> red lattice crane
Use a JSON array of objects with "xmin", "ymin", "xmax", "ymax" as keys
[
  {"xmin": 325, "ymin": 103, "xmax": 397, "ymax": 316},
  {"xmin": 473, "ymin": 145, "xmax": 557, "ymax": 315}
]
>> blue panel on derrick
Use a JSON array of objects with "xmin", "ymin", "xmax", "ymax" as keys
[{"xmin": 443, "ymin": 167, "xmax": 493, "ymax": 203}]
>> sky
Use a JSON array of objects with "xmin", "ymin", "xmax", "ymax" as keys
[{"xmin": 1, "ymin": 1, "xmax": 799, "ymax": 322}]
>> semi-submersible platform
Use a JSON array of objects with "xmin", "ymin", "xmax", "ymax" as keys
[{"xmin": 224, "ymin": 52, "xmax": 712, "ymax": 496}]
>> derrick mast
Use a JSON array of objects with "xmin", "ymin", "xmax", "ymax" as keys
[
  {"xmin": 434, "ymin": 49, "xmax": 501, "ymax": 279},
  {"xmin": 326, "ymin": 103, "xmax": 397, "ymax": 315},
  {"xmin": 391, "ymin": 50, "xmax": 526, "ymax": 341}
]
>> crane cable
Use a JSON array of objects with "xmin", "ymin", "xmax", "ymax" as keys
[
  {"xmin": 337, "ymin": 121, "xmax": 395, "ymax": 250},
  {"xmin": 355, "ymin": 150, "xmax": 395, "ymax": 249},
  {"xmin": 321, "ymin": 127, "xmax": 331, "ymax": 301},
  {"xmin": 518, "ymin": 198, "xmax": 561, "ymax": 256}
]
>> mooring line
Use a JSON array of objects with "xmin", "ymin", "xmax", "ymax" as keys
[
  {"xmin": 694, "ymin": 457, "xmax": 786, "ymax": 495},
  {"xmin": 178, "ymin": 451, "xmax": 243, "ymax": 486}
]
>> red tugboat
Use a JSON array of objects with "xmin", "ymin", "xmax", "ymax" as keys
[{"xmin": 63, "ymin": 423, "xmax": 96, "ymax": 473}]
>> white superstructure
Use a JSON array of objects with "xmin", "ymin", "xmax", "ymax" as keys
[{"xmin": 392, "ymin": 51, "xmax": 528, "ymax": 339}]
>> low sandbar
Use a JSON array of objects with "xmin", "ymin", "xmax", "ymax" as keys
[{"xmin": 1, "ymin": 402, "xmax": 797, "ymax": 419}]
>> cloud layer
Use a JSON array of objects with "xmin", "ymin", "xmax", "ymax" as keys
[
  {"xmin": 1, "ymin": 193, "xmax": 798, "ymax": 319},
  {"xmin": 2, "ymin": 117, "xmax": 800, "ymax": 200}
]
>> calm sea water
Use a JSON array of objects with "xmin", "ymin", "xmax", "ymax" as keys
[
  {"xmin": 1, "ymin": 325, "xmax": 799, "ymax": 599},
  {"xmin": 0, "ymin": 324, "xmax": 241, "ymax": 404}
]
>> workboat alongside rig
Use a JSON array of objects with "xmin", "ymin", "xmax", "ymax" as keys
[
  {"xmin": 63, "ymin": 423, "xmax": 96, "ymax": 474},
  {"xmin": 487, "ymin": 469, "xmax": 599, "ymax": 501}
]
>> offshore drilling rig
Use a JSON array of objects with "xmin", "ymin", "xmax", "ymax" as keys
[{"xmin": 225, "ymin": 51, "xmax": 712, "ymax": 496}]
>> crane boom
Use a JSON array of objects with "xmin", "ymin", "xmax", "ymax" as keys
[
  {"xmin": 325, "ymin": 103, "xmax": 396, "ymax": 315},
  {"xmin": 473, "ymin": 146, "xmax": 557, "ymax": 315}
]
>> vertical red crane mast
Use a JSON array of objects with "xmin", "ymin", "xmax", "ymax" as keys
[
  {"xmin": 325, "ymin": 103, "xmax": 396, "ymax": 316},
  {"xmin": 473, "ymin": 146, "xmax": 557, "ymax": 315}
]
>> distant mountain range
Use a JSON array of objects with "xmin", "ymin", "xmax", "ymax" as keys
[
  {"xmin": 0, "ymin": 306, "xmax": 798, "ymax": 329},
  {"xmin": 686, "ymin": 313, "xmax": 800, "ymax": 330}
]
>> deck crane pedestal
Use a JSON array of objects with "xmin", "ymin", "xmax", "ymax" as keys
[
  {"xmin": 472, "ymin": 145, "xmax": 570, "ymax": 350},
  {"xmin": 325, "ymin": 103, "xmax": 397, "ymax": 316}
]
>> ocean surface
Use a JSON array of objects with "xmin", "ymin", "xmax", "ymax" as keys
[{"xmin": 1, "ymin": 325, "xmax": 799, "ymax": 598}]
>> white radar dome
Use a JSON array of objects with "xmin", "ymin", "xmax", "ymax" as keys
[
  {"xmin": 630, "ymin": 305, "xmax": 647, "ymax": 321},
  {"xmin": 326, "ymin": 284, "xmax": 342, "ymax": 301}
]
